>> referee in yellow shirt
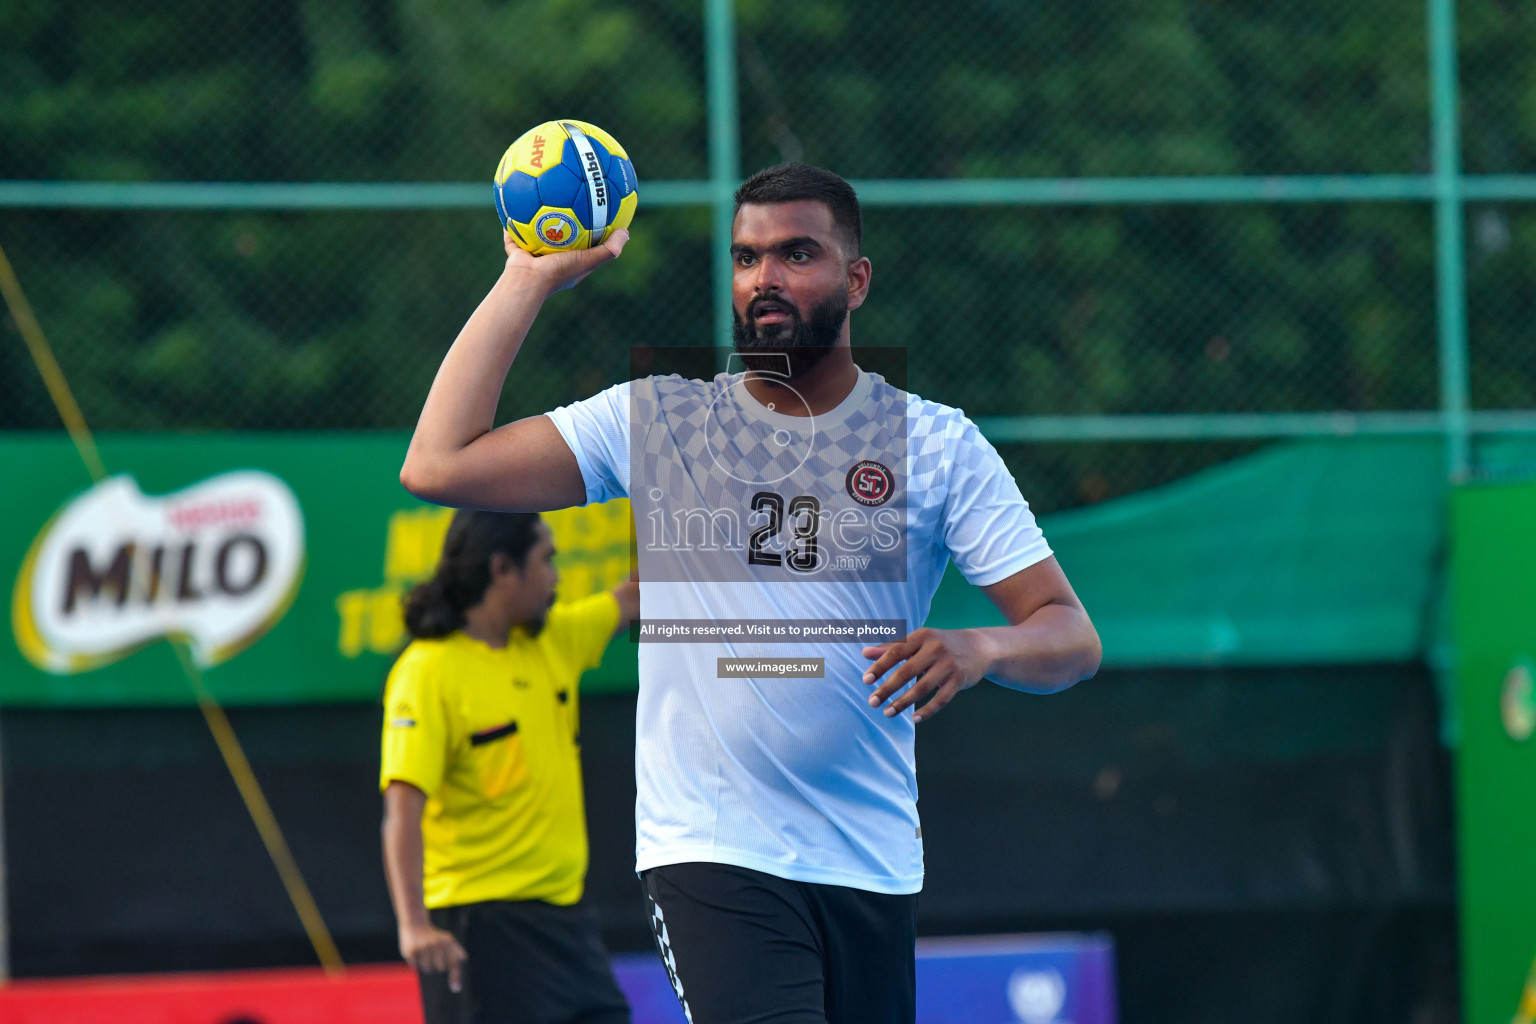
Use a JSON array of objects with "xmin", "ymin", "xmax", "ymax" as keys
[{"xmin": 381, "ymin": 509, "xmax": 639, "ymax": 1024}]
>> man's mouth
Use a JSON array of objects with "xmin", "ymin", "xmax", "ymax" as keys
[{"xmin": 751, "ymin": 300, "xmax": 793, "ymax": 325}]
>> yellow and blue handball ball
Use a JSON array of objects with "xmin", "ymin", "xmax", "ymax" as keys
[{"xmin": 494, "ymin": 120, "xmax": 638, "ymax": 256}]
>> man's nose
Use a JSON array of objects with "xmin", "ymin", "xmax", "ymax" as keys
[{"xmin": 752, "ymin": 259, "xmax": 786, "ymax": 293}]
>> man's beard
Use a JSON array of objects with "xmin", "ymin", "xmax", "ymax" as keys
[{"xmin": 731, "ymin": 291, "xmax": 848, "ymax": 379}]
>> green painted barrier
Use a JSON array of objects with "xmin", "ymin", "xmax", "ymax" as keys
[{"xmin": 1451, "ymin": 480, "xmax": 1536, "ymax": 1024}]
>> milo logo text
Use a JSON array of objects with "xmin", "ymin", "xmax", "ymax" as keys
[{"xmin": 13, "ymin": 472, "xmax": 305, "ymax": 673}]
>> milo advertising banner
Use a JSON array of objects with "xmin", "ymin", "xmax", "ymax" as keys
[{"xmin": 1, "ymin": 434, "xmax": 635, "ymax": 706}]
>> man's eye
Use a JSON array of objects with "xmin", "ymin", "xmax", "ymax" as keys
[
  {"xmin": 736, "ymin": 253, "xmax": 757, "ymax": 267},
  {"xmin": 787, "ymin": 251, "xmax": 811, "ymax": 263}
]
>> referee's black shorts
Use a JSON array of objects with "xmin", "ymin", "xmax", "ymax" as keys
[
  {"xmin": 641, "ymin": 861, "xmax": 919, "ymax": 1024},
  {"xmin": 419, "ymin": 899, "xmax": 631, "ymax": 1024}
]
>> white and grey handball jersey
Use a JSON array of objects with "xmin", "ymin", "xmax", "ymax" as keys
[{"xmin": 547, "ymin": 369, "xmax": 1051, "ymax": 894}]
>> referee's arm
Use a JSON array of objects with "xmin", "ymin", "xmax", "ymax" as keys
[
  {"xmin": 382, "ymin": 782, "xmax": 467, "ymax": 991},
  {"xmin": 611, "ymin": 575, "xmax": 640, "ymax": 637}
]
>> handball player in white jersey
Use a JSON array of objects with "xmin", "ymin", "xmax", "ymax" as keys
[{"xmin": 402, "ymin": 163, "xmax": 1102, "ymax": 1024}]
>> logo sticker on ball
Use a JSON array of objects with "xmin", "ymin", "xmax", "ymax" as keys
[
  {"xmin": 846, "ymin": 460, "xmax": 894, "ymax": 506},
  {"xmin": 535, "ymin": 211, "xmax": 579, "ymax": 248}
]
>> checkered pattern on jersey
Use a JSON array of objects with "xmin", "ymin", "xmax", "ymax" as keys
[
  {"xmin": 904, "ymin": 395, "xmax": 959, "ymax": 501},
  {"xmin": 630, "ymin": 372, "xmax": 911, "ymax": 583}
]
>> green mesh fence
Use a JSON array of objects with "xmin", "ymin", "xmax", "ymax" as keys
[
  {"xmin": 0, "ymin": 0, "xmax": 708, "ymax": 182},
  {"xmin": 1460, "ymin": 0, "xmax": 1536, "ymax": 176},
  {"xmin": 2, "ymin": 0, "xmax": 1534, "ymax": 514},
  {"xmin": 0, "ymin": 206, "xmax": 712, "ymax": 430},
  {"xmin": 1467, "ymin": 204, "xmax": 1536, "ymax": 411},
  {"xmin": 737, "ymin": 1, "xmax": 1430, "ymax": 178}
]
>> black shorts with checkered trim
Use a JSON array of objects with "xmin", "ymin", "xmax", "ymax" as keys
[{"xmin": 641, "ymin": 861, "xmax": 918, "ymax": 1024}]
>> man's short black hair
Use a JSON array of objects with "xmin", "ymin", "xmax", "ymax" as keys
[{"xmin": 733, "ymin": 162, "xmax": 862, "ymax": 256}]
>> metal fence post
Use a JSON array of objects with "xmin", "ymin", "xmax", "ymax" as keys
[
  {"xmin": 1429, "ymin": 0, "xmax": 1472, "ymax": 481},
  {"xmin": 705, "ymin": 0, "xmax": 740, "ymax": 354}
]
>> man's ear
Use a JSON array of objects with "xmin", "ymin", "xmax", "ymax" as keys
[
  {"xmin": 489, "ymin": 551, "xmax": 518, "ymax": 578},
  {"xmin": 846, "ymin": 255, "xmax": 872, "ymax": 312}
]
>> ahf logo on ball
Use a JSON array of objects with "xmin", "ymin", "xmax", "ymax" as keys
[
  {"xmin": 12, "ymin": 471, "xmax": 305, "ymax": 673},
  {"xmin": 536, "ymin": 211, "xmax": 578, "ymax": 247}
]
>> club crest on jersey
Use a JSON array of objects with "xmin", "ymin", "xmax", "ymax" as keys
[
  {"xmin": 536, "ymin": 211, "xmax": 579, "ymax": 247},
  {"xmin": 845, "ymin": 460, "xmax": 894, "ymax": 506}
]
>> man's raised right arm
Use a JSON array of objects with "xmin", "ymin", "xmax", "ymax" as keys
[{"xmin": 399, "ymin": 229, "xmax": 629, "ymax": 511}]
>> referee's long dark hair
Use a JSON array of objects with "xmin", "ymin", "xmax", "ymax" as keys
[{"xmin": 403, "ymin": 510, "xmax": 543, "ymax": 640}]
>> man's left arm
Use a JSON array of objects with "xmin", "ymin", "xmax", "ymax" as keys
[{"xmin": 863, "ymin": 556, "xmax": 1101, "ymax": 723}]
